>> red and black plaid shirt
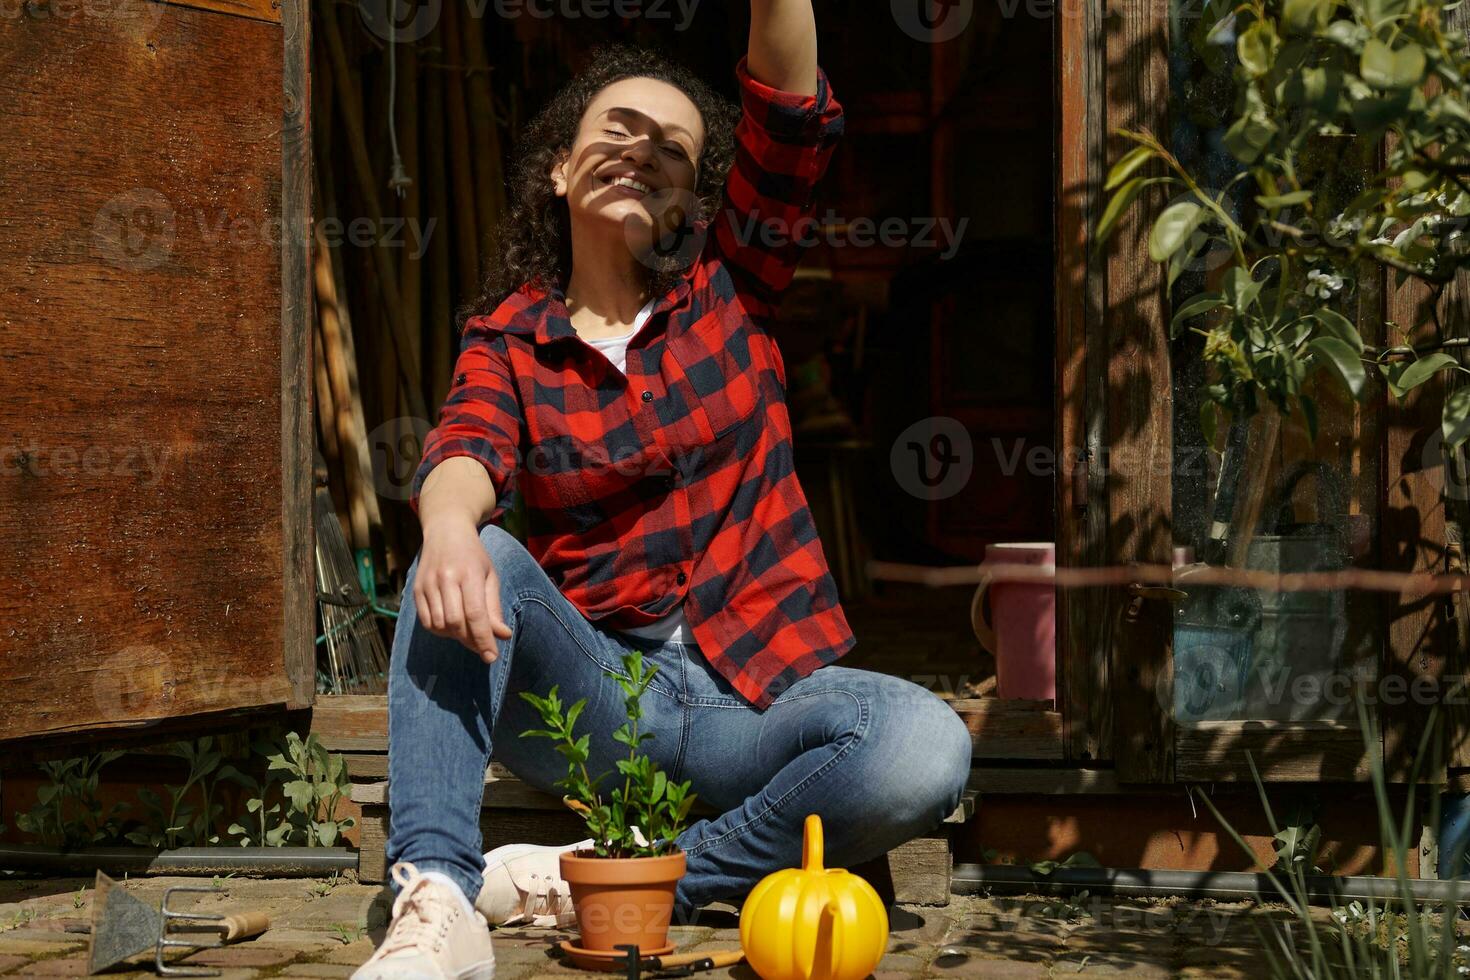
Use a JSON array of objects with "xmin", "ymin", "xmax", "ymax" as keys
[{"xmin": 410, "ymin": 58, "xmax": 852, "ymax": 709}]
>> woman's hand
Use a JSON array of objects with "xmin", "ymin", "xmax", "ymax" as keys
[{"xmin": 414, "ymin": 514, "xmax": 514, "ymax": 664}]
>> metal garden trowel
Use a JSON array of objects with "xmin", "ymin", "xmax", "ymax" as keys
[{"xmin": 88, "ymin": 871, "xmax": 270, "ymax": 976}]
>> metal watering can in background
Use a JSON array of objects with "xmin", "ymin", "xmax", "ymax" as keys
[
  {"xmin": 1240, "ymin": 461, "xmax": 1351, "ymax": 720},
  {"xmin": 1173, "ymin": 462, "xmax": 1350, "ymax": 724}
]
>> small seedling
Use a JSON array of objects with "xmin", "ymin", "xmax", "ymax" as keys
[
  {"xmin": 329, "ymin": 923, "xmax": 364, "ymax": 945},
  {"xmin": 308, "ymin": 873, "xmax": 338, "ymax": 898},
  {"xmin": 1, "ymin": 908, "xmax": 36, "ymax": 933}
]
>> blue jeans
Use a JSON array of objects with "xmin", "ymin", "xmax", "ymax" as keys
[{"xmin": 385, "ymin": 524, "xmax": 973, "ymax": 916}]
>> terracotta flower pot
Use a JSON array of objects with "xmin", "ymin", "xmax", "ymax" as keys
[{"xmin": 560, "ymin": 848, "xmax": 687, "ymax": 952}]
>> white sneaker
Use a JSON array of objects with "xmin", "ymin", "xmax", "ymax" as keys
[
  {"xmin": 476, "ymin": 839, "xmax": 593, "ymax": 928},
  {"xmin": 353, "ymin": 862, "xmax": 496, "ymax": 980}
]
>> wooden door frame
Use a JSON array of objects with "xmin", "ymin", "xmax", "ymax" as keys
[{"xmin": 1055, "ymin": 0, "xmax": 1174, "ymax": 781}]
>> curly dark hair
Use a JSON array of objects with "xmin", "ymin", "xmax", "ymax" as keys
[{"xmin": 461, "ymin": 43, "xmax": 740, "ymax": 327}]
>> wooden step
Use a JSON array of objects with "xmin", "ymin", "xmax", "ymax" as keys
[{"xmin": 350, "ymin": 765, "xmax": 975, "ymax": 905}]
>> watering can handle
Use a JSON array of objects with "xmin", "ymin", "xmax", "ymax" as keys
[
  {"xmin": 970, "ymin": 571, "xmax": 997, "ymax": 655},
  {"xmin": 802, "ymin": 814, "xmax": 824, "ymax": 871}
]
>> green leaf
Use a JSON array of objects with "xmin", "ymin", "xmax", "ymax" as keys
[
  {"xmin": 1282, "ymin": 0, "xmax": 1333, "ymax": 33},
  {"xmin": 1390, "ymin": 353, "xmax": 1457, "ymax": 397},
  {"xmin": 1105, "ymin": 145, "xmax": 1155, "ymax": 191},
  {"xmin": 1323, "ymin": 20, "xmax": 1367, "ymax": 51},
  {"xmin": 1312, "ymin": 309, "xmax": 1364, "ymax": 352},
  {"xmin": 1223, "ymin": 267, "xmax": 1264, "ymax": 311},
  {"xmin": 1149, "ymin": 202, "xmax": 1204, "ymax": 262},
  {"xmin": 1238, "ymin": 21, "xmax": 1278, "ymax": 77},
  {"xmin": 1361, "ymin": 38, "xmax": 1426, "ymax": 89},
  {"xmin": 283, "ymin": 779, "xmax": 315, "ymax": 814},
  {"xmin": 1095, "ymin": 178, "xmax": 1146, "ymax": 247},
  {"xmin": 1255, "ymin": 189, "xmax": 1314, "ymax": 209},
  {"xmin": 1307, "ymin": 338, "xmax": 1366, "ymax": 399},
  {"xmin": 1444, "ymin": 387, "xmax": 1470, "ymax": 449},
  {"xmin": 1223, "ymin": 110, "xmax": 1278, "ymax": 163},
  {"xmin": 1199, "ymin": 401, "xmax": 1219, "ymax": 447}
]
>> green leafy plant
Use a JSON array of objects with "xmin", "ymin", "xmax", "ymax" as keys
[
  {"xmin": 519, "ymin": 650, "xmax": 697, "ymax": 859},
  {"xmin": 124, "ymin": 738, "xmax": 237, "ymax": 849},
  {"xmin": 1101, "ymin": 0, "xmax": 1470, "ymax": 444},
  {"xmin": 225, "ymin": 733, "xmax": 292, "ymax": 847},
  {"xmin": 329, "ymin": 923, "xmax": 365, "ymax": 945},
  {"xmin": 263, "ymin": 731, "xmax": 356, "ymax": 847},
  {"xmin": 14, "ymin": 751, "xmax": 128, "ymax": 848}
]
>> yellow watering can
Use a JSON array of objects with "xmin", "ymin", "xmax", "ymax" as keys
[{"xmin": 739, "ymin": 814, "xmax": 889, "ymax": 980}]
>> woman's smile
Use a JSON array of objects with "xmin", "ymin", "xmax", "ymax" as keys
[{"xmin": 601, "ymin": 172, "xmax": 656, "ymax": 198}]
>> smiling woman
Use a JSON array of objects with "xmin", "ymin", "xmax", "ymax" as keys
[
  {"xmin": 461, "ymin": 44, "xmax": 739, "ymax": 331},
  {"xmin": 354, "ymin": 7, "xmax": 973, "ymax": 978}
]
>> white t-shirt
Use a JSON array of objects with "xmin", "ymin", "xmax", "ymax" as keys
[{"xmin": 581, "ymin": 300, "xmax": 696, "ymax": 645}]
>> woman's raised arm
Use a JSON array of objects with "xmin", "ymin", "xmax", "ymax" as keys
[{"xmin": 747, "ymin": 0, "xmax": 818, "ymax": 97}]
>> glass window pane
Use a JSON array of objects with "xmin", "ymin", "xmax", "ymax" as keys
[{"xmin": 1166, "ymin": 0, "xmax": 1378, "ymax": 725}]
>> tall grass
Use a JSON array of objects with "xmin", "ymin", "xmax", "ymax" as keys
[{"xmin": 1192, "ymin": 702, "xmax": 1465, "ymax": 978}]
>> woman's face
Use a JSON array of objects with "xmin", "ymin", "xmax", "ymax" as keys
[{"xmin": 551, "ymin": 76, "xmax": 705, "ymax": 253}]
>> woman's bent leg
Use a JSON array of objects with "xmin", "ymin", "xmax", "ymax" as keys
[
  {"xmin": 385, "ymin": 524, "xmax": 688, "ymax": 904},
  {"xmin": 672, "ymin": 664, "xmax": 972, "ymax": 913}
]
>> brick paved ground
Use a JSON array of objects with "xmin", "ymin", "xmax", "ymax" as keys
[{"xmin": 0, "ymin": 873, "xmax": 1435, "ymax": 978}]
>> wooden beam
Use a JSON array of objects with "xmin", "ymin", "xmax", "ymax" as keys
[
  {"xmin": 1104, "ymin": 0, "xmax": 1175, "ymax": 784},
  {"xmin": 279, "ymin": 0, "xmax": 313, "ymax": 710},
  {"xmin": 1055, "ymin": 0, "xmax": 1112, "ymax": 769},
  {"xmin": 1175, "ymin": 720, "xmax": 1371, "ymax": 782},
  {"xmin": 950, "ymin": 698, "xmax": 1064, "ymax": 760}
]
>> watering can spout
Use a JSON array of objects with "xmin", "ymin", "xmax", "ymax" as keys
[{"xmin": 811, "ymin": 901, "xmax": 838, "ymax": 980}]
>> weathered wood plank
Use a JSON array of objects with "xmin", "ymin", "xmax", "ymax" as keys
[
  {"xmin": 279, "ymin": 0, "xmax": 313, "ymax": 710},
  {"xmin": 887, "ymin": 836, "xmax": 951, "ymax": 906},
  {"xmin": 1176, "ymin": 721, "xmax": 1371, "ymax": 782},
  {"xmin": 0, "ymin": 0, "xmax": 291, "ymax": 742},
  {"xmin": 311, "ymin": 695, "xmax": 388, "ymax": 751},
  {"xmin": 1056, "ymin": 0, "xmax": 1113, "ymax": 768},
  {"xmin": 950, "ymin": 698, "xmax": 1064, "ymax": 761},
  {"xmin": 163, "ymin": 0, "xmax": 282, "ymax": 23},
  {"xmin": 1104, "ymin": 0, "xmax": 1175, "ymax": 784},
  {"xmin": 967, "ymin": 766, "xmax": 1122, "ymax": 796}
]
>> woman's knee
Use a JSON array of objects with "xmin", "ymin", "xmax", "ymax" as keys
[
  {"xmin": 477, "ymin": 523, "xmax": 539, "ymax": 585},
  {"xmin": 868, "ymin": 688, "xmax": 972, "ymax": 827}
]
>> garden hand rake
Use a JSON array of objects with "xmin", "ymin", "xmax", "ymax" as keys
[{"xmin": 88, "ymin": 871, "xmax": 269, "ymax": 976}]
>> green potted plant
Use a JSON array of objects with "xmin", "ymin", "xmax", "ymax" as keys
[{"xmin": 519, "ymin": 650, "xmax": 697, "ymax": 954}]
